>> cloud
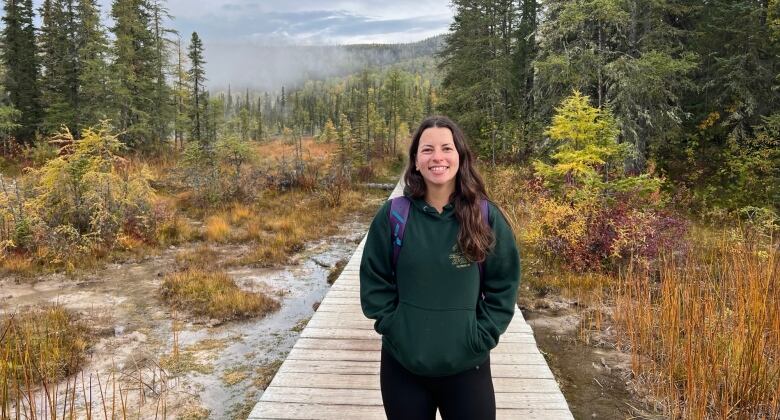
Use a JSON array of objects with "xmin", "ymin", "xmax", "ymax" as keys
[
  {"xmin": 32, "ymin": 0, "xmax": 453, "ymax": 88},
  {"xmin": 174, "ymin": 7, "xmax": 451, "ymax": 45}
]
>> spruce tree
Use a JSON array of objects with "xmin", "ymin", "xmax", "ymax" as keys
[
  {"xmin": 534, "ymin": 0, "xmax": 696, "ymax": 171},
  {"xmin": 39, "ymin": 0, "xmax": 79, "ymax": 135},
  {"xmin": 110, "ymin": 0, "xmax": 158, "ymax": 149},
  {"xmin": 1, "ymin": 0, "xmax": 42, "ymax": 143},
  {"xmin": 77, "ymin": 0, "xmax": 113, "ymax": 131},
  {"xmin": 149, "ymin": 0, "xmax": 174, "ymax": 147},
  {"xmin": 172, "ymin": 35, "xmax": 190, "ymax": 150},
  {"xmin": 187, "ymin": 31, "xmax": 207, "ymax": 147}
]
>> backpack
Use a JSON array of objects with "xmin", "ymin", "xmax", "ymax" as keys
[{"xmin": 388, "ymin": 196, "xmax": 490, "ymax": 298}]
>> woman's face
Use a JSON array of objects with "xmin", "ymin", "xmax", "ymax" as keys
[{"xmin": 415, "ymin": 126, "xmax": 460, "ymax": 190}]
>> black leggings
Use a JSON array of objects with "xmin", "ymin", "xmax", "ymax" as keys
[{"xmin": 380, "ymin": 346, "xmax": 496, "ymax": 420}]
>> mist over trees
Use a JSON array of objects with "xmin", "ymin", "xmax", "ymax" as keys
[
  {"xmin": 439, "ymin": 0, "xmax": 779, "ymax": 212},
  {"xmin": 0, "ymin": 0, "xmax": 438, "ymax": 167},
  {"xmin": 207, "ymin": 35, "xmax": 445, "ymax": 91}
]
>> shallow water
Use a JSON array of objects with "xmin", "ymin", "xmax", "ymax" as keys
[
  {"xmin": 523, "ymin": 304, "xmax": 664, "ymax": 420},
  {"xmin": 0, "ymin": 218, "xmax": 370, "ymax": 419}
]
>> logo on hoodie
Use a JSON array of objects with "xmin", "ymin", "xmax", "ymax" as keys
[{"xmin": 449, "ymin": 244, "xmax": 471, "ymax": 269}]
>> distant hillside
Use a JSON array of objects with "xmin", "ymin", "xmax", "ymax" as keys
[{"xmin": 208, "ymin": 35, "xmax": 445, "ymax": 92}]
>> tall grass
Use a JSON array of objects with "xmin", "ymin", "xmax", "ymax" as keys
[
  {"xmin": 612, "ymin": 231, "xmax": 779, "ymax": 418},
  {"xmin": 1, "ymin": 306, "xmax": 193, "ymax": 419},
  {"xmin": 1, "ymin": 306, "xmax": 90, "ymax": 389},
  {"xmin": 484, "ymin": 164, "xmax": 779, "ymax": 417}
]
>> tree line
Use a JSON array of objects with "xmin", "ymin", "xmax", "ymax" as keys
[
  {"xmin": 440, "ymin": 0, "xmax": 779, "ymax": 212},
  {"xmin": 0, "ymin": 0, "xmax": 438, "ymax": 163}
]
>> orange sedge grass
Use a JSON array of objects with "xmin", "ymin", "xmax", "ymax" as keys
[{"xmin": 612, "ymin": 231, "xmax": 778, "ymax": 419}]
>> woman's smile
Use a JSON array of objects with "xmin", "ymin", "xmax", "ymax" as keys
[{"xmin": 416, "ymin": 126, "xmax": 460, "ymax": 189}]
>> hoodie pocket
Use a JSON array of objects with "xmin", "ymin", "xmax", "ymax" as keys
[
  {"xmin": 384, "ymin": 302, "xmax": 481, "ymax": 376},
  {"xmin": 376, "ymin": 307, "xmax": 398, "ymax": 336}
]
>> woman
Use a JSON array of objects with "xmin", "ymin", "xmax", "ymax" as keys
[{"xmin": 360, "ymin": 116, "xmax": 521, "ymax": 419}]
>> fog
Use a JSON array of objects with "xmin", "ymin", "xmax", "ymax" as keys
[{"xmin": 204, "ymin": 35, "xmax": 445, "ymax": 93}]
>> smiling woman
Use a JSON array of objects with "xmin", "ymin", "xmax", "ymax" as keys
[{"xmin": 360, "ymin": 116, "xmax": 522, "ymax": 419}]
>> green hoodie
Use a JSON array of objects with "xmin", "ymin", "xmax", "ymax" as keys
[{"xmin": 360, "ymin": 195, "xmax": 521, "ymax": 377}]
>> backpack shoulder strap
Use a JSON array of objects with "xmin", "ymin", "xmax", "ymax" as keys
[
  {"xmin": 388, "ymin": 196, "xmax": 411, "ymax": 276},
  {"xmin": 478, "ymin": 198, "xmax": 490, "ymax": 299}
]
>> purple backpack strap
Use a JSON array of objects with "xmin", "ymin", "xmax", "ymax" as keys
[
  {"xmin": 389, "ymin": 196, "xmax": 411, "ymax": 276},
  {"xmin": 478, "ymin": 198, "xmax": 490, "ymax": 299}
]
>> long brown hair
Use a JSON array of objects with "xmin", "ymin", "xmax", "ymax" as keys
[{"xmin": 404, "ymin": 116, "xmax": 495, "ymax": 262}]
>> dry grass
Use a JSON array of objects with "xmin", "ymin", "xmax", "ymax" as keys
[
  {"xmin": 611, "ymin": 231, "xmax": 779, "ymax": 418},
  {"xmin": 0, "ymin": 254, "xmax": 36, "ymax": 277},
  {"xmin": 230, "ymin": 188, "xmax": 383, "ymax": 267},
  {"xmin": 175, "ymin": 245, "xmax": 220, "ymax": 270},
  {"xmin": 255, "ymin": 137, "xmax": 337, "ymax": 160},
  {"xmin": 221, "ymin": 366, "xmax": 249, "ymax": 386},
  {"xmin": 155, "ymin": 213, "xmax": 198, "ymax": 245},
  {"xmin": 160, "ymin": 269, "xmax": 281, "ymax": 322},
  {"xmin": 229, "ymin": 203, "xmax": 253, "ymax": 225},
  {"xmin": 1, "ymin": 305, "xmax": 91, "ymax": 408},
  {"xmin": 253, "ymin": 359, "xmax": 283, "ymax": 390},
  {"xmin": 205, "ymin": 215, "xmax": 231, "ymax": 243}
]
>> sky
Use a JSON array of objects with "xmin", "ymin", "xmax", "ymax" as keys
[
  {"xmin": 165, "ymin": 0, "xmax": 454, "ymax": 45},
  {"xmin": 30, "ymin": 0, "xmax": 454, "ymax": 89}
]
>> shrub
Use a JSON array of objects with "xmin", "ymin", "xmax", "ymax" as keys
[
  {"xmin": 497, "ymin": 91, "xmax": 687, "ymax": 271},
  {"xmin": 0, "ymin": 123, "xmax": 156, "ymax": 269},
  {"xmin": 485, "ymin": 165, "xmax": 688, "ymax": 272}
]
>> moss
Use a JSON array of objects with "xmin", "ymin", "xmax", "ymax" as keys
[
  {"xmin": 291, "ymin": 316, "xmax": 310, "ymax": 333},
  {"xmin": 222, "ymin": 365, "xmax": 250, "ymax": 386},
  {"xmin": 327, "ymin": 258, "xmax": 348, "ymax": 284},
  {"xmin": 253, "ymin": 359, "xmax": 283, "ymax": 390}
]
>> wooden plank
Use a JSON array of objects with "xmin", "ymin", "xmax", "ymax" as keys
[
  {"xmin": 260, "ymin": 387, "xmax": 383, "ymax": 406},
  {"xmin": 286, "ymin": 348, "xmax": 379, "ymax": 362},
  {"xmin": 257, "ymin": 388, "xmax": 568, "ymax": 410},
  {"xmin": 495, "ymin": 409, "xmax": 574, "ymax": 420},
  {"xmin": 267, "ymin": 372, "xmax": 563, "ymax": 394},
  {"xmin": 276, "ymin": 358, "xmax": 554, "ymax": 379},
  {"xmin": 249, "ymin": 402, "xmax": 386, "ymax": 420},
  {"xmin": 299, "ymin": 321, "xmax": 533, "ymax": 336},
  {"xmin": 277, "ymin": 360, "xmax": 380, "ymax": 375},
  {"xmin": 299, "ymin": 327, "xmax": 379, "ymax": 340},
  {"xmin": 313, "ymin": 303, "xmax": 364, "ymax": 313},
  {"xmin": 307, "ymin": 313, "xmax": 533, "ymax": 333},
  {"xmin": 290, "ymin": 338, "xmax": 550, "ymax": 363},
  {"xmin": 293, "ymin": 338, "xmax": 380, "ymax": 351}
]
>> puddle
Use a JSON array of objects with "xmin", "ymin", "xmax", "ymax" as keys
[{"xmin": 522, "ymin": 298, "xmax": 665, "ymax": 419}]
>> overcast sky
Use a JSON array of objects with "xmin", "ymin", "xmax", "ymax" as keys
[
  {"xmin": 166, "ymin": 0, "xmax": 454, "ymax": 45},
  {"xmin": 30, "ymin": 0, "xmax": 454, "ymax": 88}
]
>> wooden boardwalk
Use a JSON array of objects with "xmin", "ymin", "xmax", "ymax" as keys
[{"xmin": 248, "ymin": 183, "xmax": 574, "ymax": 419}]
